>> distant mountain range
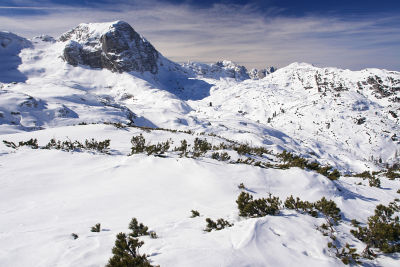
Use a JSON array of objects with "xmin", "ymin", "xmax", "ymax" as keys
[{"xmin": 1, "ymin": 20, "xmax": 399, "ymax": 170}]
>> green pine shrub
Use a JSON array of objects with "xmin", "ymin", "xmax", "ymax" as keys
[
  {"xmin": 211, "ymin": 152, "xmax": 220, "ymax": 160},
  {"xmin": 236, "ymin": 192, "xmax": 281, "ymax": 218},
  {"xmin": 106, "ymin": 217, "xmax": 158, "ymax": 266},
  {"xmin": 211, "ymin": 152, "xmax": 231, "ymax": 161},
  {"xmin": 351, "ymin": 219, "xmax": 360, "ymax": 227},
  {"xmin": 234, "ymin": 144, "xmax": 252, "ymax": 155},
  {"xmin": 130, "ymin": 134, "xmax": 146, "ymax": 154},
  {"xmin": 307, "ymin": 161, "xmax": 321, "ymax": 171},
  {"xmin": 3, "ymin": 140, "xmax": 18, "ymax": 149},
  {"xmin": 193, "ymin": 138, "xmax": 212, "ymax": 157},
  {"xmin": 175, "ymin": 139, "xmax": 188, "ymax": 156},
  {"xmin": 276, "ymin": 151, "xmax": 340, "ymax": 180},
  {"xmin": 284, "ymin": 195, "xmax": 317, "ymax": 217},
  {"xmin": 368, "ymin": 176, "xmax": 381, "ymax": 188},
  {"xmin": 145, "ymin": 140, "xmax": 170, "ymax": 156},
  {"xmin": 328, "ymin": 169, "xmax": 341, "ymax": 180},
  {"xmin": 106, "ymin": 232, "xmax": 153, "ymax": 267},
  {"xmin": 204, "ymin": 218, "xmax": 233, "ymax": 232},
  {"xmin": 238, "ymin": 183, "xmax": 246, "ymax": 190},
  {"xmin": 328, "ymin": 242, "xmax": 360, "ymax": 265},
  {"xmin": 353, "ymin": 171, "xmax": 372, "ymax": 179},
  {"xmin": 3, "ymin": 138, "xmax": 39, "ymax": 149},
  {"xmin": 190, "ymin": 210, "xmax": 200, "ymax": 218},
  {"xmin": 351, "ymin": 200, "xmax": 400, "ymax": 257},
  {"xmin": 71, "ymin": 233, "xmax": 79, "ymax": 239},
  {"xmin": 91, "ymin": 223, "xmax": 101, "ymax": 232},
  {"xmin": 314, "ymin": 197, "xmax": 341, "ymax": 224},
  {"xmin": 149, "ymin": 231, "xmax": 158, "ymax": 239},
  {"xmin": 128, "ymin": 218, "xmax": 149, "ymax": 237},
  {"xmin": 84, "ymin": 138, "xmax": 111, "ymax": 153},
  {"xmin": 386, "ymin": 169, "xmax": 400, "ymax": 180}
]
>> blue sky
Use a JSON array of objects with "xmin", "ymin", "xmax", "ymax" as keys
[{"xmin": 1, "ymin": 0, "xmax": 400, "ymax": 70}]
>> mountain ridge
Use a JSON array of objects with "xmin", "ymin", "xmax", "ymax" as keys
[{"xmin": 0, "ymin": 21, "xmax": 399, "ymax": 170}]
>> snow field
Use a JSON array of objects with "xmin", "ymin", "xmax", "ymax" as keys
[{"xmin": 1, "ymin": 125, "xmax": 399, "ymax": 266}]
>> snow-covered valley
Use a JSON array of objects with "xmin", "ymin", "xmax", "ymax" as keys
[{"xmin": 1, "ymin": 21, "xmax": 399, "ymax": 266}]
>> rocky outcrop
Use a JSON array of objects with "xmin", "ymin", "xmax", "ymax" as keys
[
  {"xmin": 249, "ymin": 66, "xmax": 277, "ymax": 80},
  {"xmin": 59, "ymin": 21, "xmax": 159, "ymax": 74},
  {"xmin": 182, "ymin": 60, "xmax": 250, "ymax": 81}
]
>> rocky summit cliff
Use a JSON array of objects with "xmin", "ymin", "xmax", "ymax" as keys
[{"xmin": 59, "ymin": 21, "xmax": 159, "ymax": 74}]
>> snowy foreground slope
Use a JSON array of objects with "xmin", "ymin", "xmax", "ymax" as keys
[{"xmin": 0, "ymin": 21, "xmax": 400, "ymax": 266}]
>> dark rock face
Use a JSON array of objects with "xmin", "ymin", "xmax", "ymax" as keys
[{"xmin": 60, "ymin": 21, "xmax": 159, "ymax": 74}]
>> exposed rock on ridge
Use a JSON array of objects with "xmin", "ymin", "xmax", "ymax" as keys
[
  {"xmin": 249, "ymin": 66, "xmax": 277, "ymax": 80},
  {"xmin": 59, "ymin": 21, "xmax": 159, "ymax": 74},
  {"xmin": 182, "ymin": 60, "xmax": 250, "ymax": 81}
]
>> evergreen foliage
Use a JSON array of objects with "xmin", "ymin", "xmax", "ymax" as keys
[
  {"xmin": 236, "ymin": 192, "xmax": 281, "ymax": 218},
  {"xmin": 190, "ymin": 210, "xmax": 200, "ymax": 218},
  {"xmin": 314, "ymin": 197, "xmax": 341, "ymax": 224},
  {"xmin": 91, "ymin": 223, "xmax": 101, "ymax": 232},
  {"xmin": 204, "ymin": 218, "xmax": 233, "ymax": 232},
  {"xmin": 71, "ymin": 233, "xmax": 79, "ymax": 239},
  {"xmin": 175, "ymin": 139, "xmax": 188, "ymax": 156},
  {"xmin": 106, "ymin": 217, "xmax": 157, "ymax": 266},
  {"xmin": 284, "ymin": 195, "xmax": 317, "ymax": 217},
  {"xmin": 328, "ymin": 242, "xmax": 360, "ymax": 265},
  {"xmin": 193, "ymin": 138, "xmax": 212, "ymax": 157},
  {"xmin": 368, "ymin": 176, "xmax": 381, "ymax": 188},
  {"xmin": 238, "ymin": 183, "xmax": 246, "ymax": 190},
  {"xmin": 277, "ymin": 150, "xmax": 340, "ymax": 180},
  {"xmin": 234, "ymin": 144, "xmax": 252, "ymax": 155},
  {"xmin": 233, "ymin": 143, "xmax": 269, "ymax": 156},
  {"xmin": 284, "ymin": 195, "xmax": 341, "ymax": 223},
  {"xmin": 106, "ymin": 232, "xmax": 153, "ymax": 267},
  {"xmin": 128, "ymin": 218, "xmax": 149, "ymax": 237},
  {"xmin": 386, "ymin": 169, "xmax": 400, "ymax": 180},
  {"xmin": 211, "ymin": 152, "xmax": 231, "ymax": 161},
  {"xmin": 144, "ymin": 140, "xmax": 170, "ymax": 156},
  {"xmin": 40, "ymin": 138, "xmax": 110, "ymax": 153},
  {"xmin": 351, "ymin": 200, "xmax": 400, "ymax": 257},
  {"xmin": 353, "ymin": 171, "xmax": 381, "ymax": 187},
  {"xmin": 353, "ymin": 171, "xmax": 372, "ymax": 179},
  {"xmin": 130, "ymin": 134, "xmax": 146, "ymax": 154},
  {"xmin": 3, "ymin": 138, "xmax": 39, "ymax": 149},
  {"xmin": 149, "ymin": 231, "xmax": 158, "ymax": 239},
  {"xmin": 84, "ymin": 138, "xmax": 111, "ymax": 153}
]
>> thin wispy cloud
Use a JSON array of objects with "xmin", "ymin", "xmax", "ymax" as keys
[{"xmin": 0, "ymin": 0, "xmax": 399, "ymax": 70}]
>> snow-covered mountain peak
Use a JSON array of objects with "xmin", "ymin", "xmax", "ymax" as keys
[
  {"xmin": 59, "ymin": 20, "xmax": 124, "ymax": 44},
  {"xmin": 0, "ymin": 31, "xmax": 31, "ymax": 50},
  {"xmin": 59, "ymin": 20, "xmax": 160, "ymax": 74}
]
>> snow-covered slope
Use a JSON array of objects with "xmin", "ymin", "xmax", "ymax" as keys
[
  {"xmin": 192, "ymin": 62, "xmax": 400, "ymax": 171},
  {"xmin": 1, "ymin": 21, "xmax": 399, "ymax": 267},
  {"xmin": 0, "ymin": 31, "xmax": 32, "ymax": 83}
]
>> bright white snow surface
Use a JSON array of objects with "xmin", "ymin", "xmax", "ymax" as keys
[
  {"xmin": 0, "ymin": 22, "xmax": 400, "ymax": 266},
  {"xmin": 1, "ymin": 124, "xmax": 399, "ymax": 267}
]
